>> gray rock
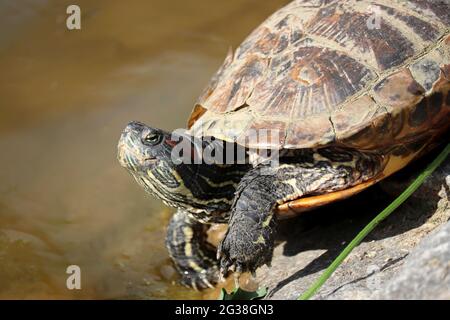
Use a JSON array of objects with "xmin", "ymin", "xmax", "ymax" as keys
[
  {"xmin": 373, "ymin": 222, "xmax": 450, "ymax": 300},
  {"xmin": 256, "ymin": 152, "xmax": 450, "ymax": 300}
]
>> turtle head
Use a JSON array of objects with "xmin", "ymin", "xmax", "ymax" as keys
[
  {"xmin": 118, "ymin": 121, "xmax": 245, "ymax": 218},
  {"xmin": 118, "ymin": 121, "xmax": 212, "ymax": 213},
  {"xmin": 117, "ymin": 121, "xmax": 175, "ymax": 173},
  {"xmin": 118, "ymin": 121, "xmax": 194, "ymax": 209}
]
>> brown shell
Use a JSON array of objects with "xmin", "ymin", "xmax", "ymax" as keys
[{"xmin": 187, "ymin": 0, "xmax": 450, "ymax": 151}]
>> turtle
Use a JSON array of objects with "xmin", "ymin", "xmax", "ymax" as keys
[{"xmin": 117, "ymin": 0, "xmax": 450, "ymax": 290}]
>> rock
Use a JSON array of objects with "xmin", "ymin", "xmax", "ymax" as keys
[
  {"xmin": 373, "ymin": 222, "xmax": 450, "ymax": 300},
  {"xmin": 159, "ymin": 265, "xmax": 176, "ymax": 281},
  {"xmin": 257, "ymin": 151, "xmax": 449, "ymax": 300}
]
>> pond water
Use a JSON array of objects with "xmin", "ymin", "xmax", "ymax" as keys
[{"xmin": 0, "ymin": 0, "xmax": 289, "ymax": 299}]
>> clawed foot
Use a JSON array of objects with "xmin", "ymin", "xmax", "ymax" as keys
[
  {"xmin": 166, "ymin": 210, "xmax": 223, "ymax": 291},
  {"xmin": 179, "ymin": 265, "xmax": 219, "ymax": 290},
  {"xmin": 217, "ymin": 225, "xmax": 274, "ymax": 283}
]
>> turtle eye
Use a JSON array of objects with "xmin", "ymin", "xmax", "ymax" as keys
[{"xmin": 142, "ymin": 132, "xmax": 161, "ymax": 145}]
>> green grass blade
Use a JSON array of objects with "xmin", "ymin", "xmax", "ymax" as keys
[{"xmin": 298, "ymin": 143, "xmax": 450, "ymax": 300}]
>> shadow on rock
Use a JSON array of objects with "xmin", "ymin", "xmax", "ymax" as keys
[{"xmin": 267, "ymin": 147, "xmax": 449, "ymax": 298}]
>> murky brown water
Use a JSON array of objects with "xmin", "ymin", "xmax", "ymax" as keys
[{"xmin": 0, "ymin": 0, "xmax": 289, "ymax": 299}]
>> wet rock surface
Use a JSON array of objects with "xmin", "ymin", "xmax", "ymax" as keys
[{"xmin": 256, "ymin": 150, "xmax": 449, "ymax": 300}]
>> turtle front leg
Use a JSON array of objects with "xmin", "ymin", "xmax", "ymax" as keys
[
  {"xmin": 217, "ymin": 169, "xmax": 279, "ymax": 278},
  {"xmin": 218, "ymin": 149, "xmax": 385, "ymax": 277},
  {"xmin": 166, "ymin": 210, "xmax": 218, "ymax": 290}
]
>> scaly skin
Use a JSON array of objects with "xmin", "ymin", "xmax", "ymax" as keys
[
  {"xmin": 218, "ymin": 150, "xmax": 383, "ymax": 277},
  {"xmin": 166, "ymin": 210, "xmax": 218, "ymax": 290},
  {"xmin": 118, "ymin": 122, "xmax": 384, "ymax": 289}
]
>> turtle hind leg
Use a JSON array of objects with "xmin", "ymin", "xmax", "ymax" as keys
[
  {"xmin": 218, "ymin": 148, "xmax": 385, "ymax": 277},
  {"xmin": 165, "ymin": 210, "xmax": 218, "ymax": 290}
]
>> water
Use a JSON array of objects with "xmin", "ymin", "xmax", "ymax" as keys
[{"xmin": 0, "ymin": 0, "xmax": 288, "ymax": 299}]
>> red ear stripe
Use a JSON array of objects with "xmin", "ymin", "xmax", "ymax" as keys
[
  {"xmin": 165, "ymin": 138, "xmax": 178, "ymax": 148},
  {"xmin": 164, "ymin": 139, "xmax": 196, "ymax": 161}
]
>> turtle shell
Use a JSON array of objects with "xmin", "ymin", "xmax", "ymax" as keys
[{"xmin": 188, "ymin": 0, "xmax": 450, "ymax": 152}]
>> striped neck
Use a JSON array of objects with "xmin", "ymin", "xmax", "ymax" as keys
[{"xmin": 133, "ymin": 159, "xmax": 249, "ymax": 222}]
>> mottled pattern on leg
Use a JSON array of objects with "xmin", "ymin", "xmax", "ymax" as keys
[
  {"xmin": 218, "ymin": 172, "xmax": 278, "ymax": 276},
  {"xmin": 218, "ymin": 148, "xmax": 384, "ymax": 276},
  {"xmin": 274, "ymin": 148, "xmax": 384, "ymax": 202},
  {"xmin": 165, "ymin": 210, "xmax": 218, "ymax": 290}
]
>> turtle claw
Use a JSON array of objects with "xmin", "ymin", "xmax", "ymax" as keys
[
  {"xmin": 202, "ymin": 278, "xmax": 215, "ymax": 289},
  {"xmin": 217, "ymin": 223, "xmax": 274, "ymax": 281},
  {"xmin": 219, "ymin": 238, "xmax": 267, "ymax": 277},
  {"xmin": 219, "ymin": 258, "xmax": 232, "ymax": 276},
  {"xmin": 219, "ymin": 272, "xmax": 226, "ymax": 283},
  {"xmin": 219, "ymin": 258, "xmax": 244, "ymax": 287},
  {"xmin": 216, "ymin": 247, "xmax": 222, "ymax": 260},
  {"xmin": 191, "ymin": 279, "xmax": 199, "ymax": 291}
]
